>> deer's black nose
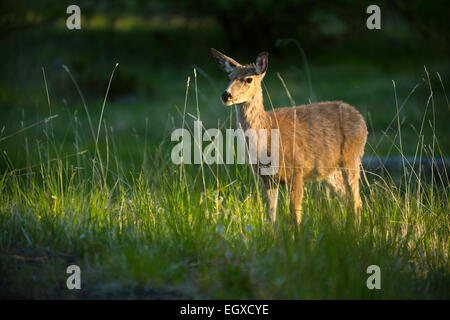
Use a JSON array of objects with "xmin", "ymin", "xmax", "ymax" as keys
[{"xmin": 221, "ymin": 91, "xmax": 231, "ymax": 103}]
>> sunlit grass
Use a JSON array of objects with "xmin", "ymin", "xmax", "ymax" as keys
[
  {"xmin": 0, "ymin": 63, "xmax": 448, "ymax": 299},
  {"xmin": 0, "ymin": 147, "xmax": 448, "ymax": 299}
]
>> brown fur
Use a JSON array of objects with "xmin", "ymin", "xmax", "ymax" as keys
[{"xmin": 211, "ymin": 48, "xmax": 368, "ymax": 227}]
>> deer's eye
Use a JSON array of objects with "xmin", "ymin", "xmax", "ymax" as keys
[{"xmin": 246, "ymin": 78, "xmax": 253, "ymax": 83}]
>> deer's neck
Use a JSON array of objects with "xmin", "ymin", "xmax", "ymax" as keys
[{"xmin": 235, "ymin": 87, "xmax": 267, "ymax": 131}]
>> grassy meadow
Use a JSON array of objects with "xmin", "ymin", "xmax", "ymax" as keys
[{"xmin": 0, "ymin": 10, "xmax": 449, "ymax": 299}]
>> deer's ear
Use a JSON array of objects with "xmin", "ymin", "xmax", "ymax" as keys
[
  {"xmin": 255, "ymin": 52, "xmax": 269, "ymax": 75},
  {"xmin": 211, "ymin": 48, "xmax": 241, "ymax": 73}
]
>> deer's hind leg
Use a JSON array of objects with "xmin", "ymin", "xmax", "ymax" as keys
[
  {"xmin": 289, "ymin": 171, "xmax": 304, "ymax": 227},
  {"xmin": 340, "ymin": 159, "xmax": 362, "ymax": 225}
]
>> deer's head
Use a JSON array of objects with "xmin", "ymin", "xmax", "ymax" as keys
[{"xmin": 211, "ymin": 48, "xmax": 268, "ymax": 106}]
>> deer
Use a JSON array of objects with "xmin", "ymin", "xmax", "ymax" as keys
[{"xmin": 211, "ymin": 48, "xmax": 368, "ymax": 227}]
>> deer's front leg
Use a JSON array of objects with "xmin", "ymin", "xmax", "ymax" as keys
[
  {"xmin": 265, "ymin": 183, "xmax": 279, "ymax": 223},
  {"xmin": 289, "ymin": 173, "xmax": 304, "ymax": 227}
]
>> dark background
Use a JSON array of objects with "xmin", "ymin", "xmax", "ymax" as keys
[{"xmin": 0, "ymin": 0, "xmax": 449, "ymax": 169}]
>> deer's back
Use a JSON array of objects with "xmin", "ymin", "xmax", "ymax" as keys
[{"xmin": 267, "ymin": 101, "xmax": 367, "ymax": 181}]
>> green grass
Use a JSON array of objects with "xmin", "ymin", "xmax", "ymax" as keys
[{"xmin": 0, "ymin": 66, "xmax": 448, "ymax": 299}]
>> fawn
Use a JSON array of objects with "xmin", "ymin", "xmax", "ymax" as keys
[{"xmin": 211, "ymin": 48, "xmax": 368, "ymax": 226}]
